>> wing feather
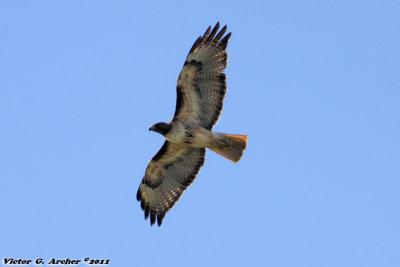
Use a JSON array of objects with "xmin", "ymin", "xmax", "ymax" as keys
[
  {"xmin": 137, "ymin": 141, "xmax": 206, "ymax": 226},
  {"xmin": 206, "ymin": 22, "xmax": 220, "ymax": 43},
  {"xmin": 174, "ymin": 22, "xmax": 231, "ymax": 130}
]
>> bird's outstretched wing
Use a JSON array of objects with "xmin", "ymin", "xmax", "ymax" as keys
[
  {"xmin": 173, "ymin": 22, "xmax": 231, "ymax": 130},
  {"xmin": 137, "ymin": 141, "xmax": 206, "ymax": 226}
]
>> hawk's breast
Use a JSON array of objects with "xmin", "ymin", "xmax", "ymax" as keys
[{"xmin": 166, "ymin": 121, "xmax": 214, "ymax": 148}]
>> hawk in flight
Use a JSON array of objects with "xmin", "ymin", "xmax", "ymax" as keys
[{"xmin": 137, "ymin": 22, "xmax": 247, "ymax": 226}]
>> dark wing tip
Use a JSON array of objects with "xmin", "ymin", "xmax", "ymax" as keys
[
  {"xmin": 215, "ymin": 25, "xmax": 227, "ymax": 41},
  {"xmin": 187, "ymin": 23, "xmax": 230, "ymax": 57},
  {"xmin": 220, "ymin": 32, "xmax": 231, "ymax": 49},
  {"xmin": 206, "ymin": 22, "xmax": 220, "ymax": 43},
  {"xmin": 157, "ymin": 212, "xmax": 166, "ymax": 226},
  {"xmin": 136, "ymin": 188, "xmax": 141, "ymax": 201},
  {"xmin": 144, "ymin": 205, "xmax": 150, "ymax": 220},
  {"xmin": 221, "ymin": 32, "xmax": 231, "ymax": 43},
  {"xmin": 150, "ymin": 212, "xmax": 156, "ymax": 226},
  {"xmin": 203, "ymin": 26, "xmax": 212, "ymax": 39}
]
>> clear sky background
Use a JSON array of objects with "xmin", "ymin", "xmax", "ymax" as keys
[{"xmin": 1, "ymin": 1, "xmax": 399, "ymax": 266}]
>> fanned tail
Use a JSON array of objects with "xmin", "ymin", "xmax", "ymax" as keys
[{"xmin": 210, "ymin": 133, "xmax": 248, "ymax": 163}]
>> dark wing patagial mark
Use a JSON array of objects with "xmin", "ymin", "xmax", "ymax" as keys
[
  {"xmin": 173, "ymin": 86, "xmax": 184, "ymax": 118},
  {"xmin": 174, "ymin": 22, "xmax": 231, "ymax": 130},
  {"xmin": 152, "ymin": 141, "xmax": 169, "ymax": 162},
  {"xmin": 137, "ymin": 141, "xmax": 206, "ymax": 226}
]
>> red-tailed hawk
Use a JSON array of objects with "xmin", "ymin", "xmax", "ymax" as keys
[{"xmin": 137, "ymin": 22, "xmax": 248, "ymax": 226}]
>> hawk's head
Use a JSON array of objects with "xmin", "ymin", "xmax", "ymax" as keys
[{"xmin": 149, "ymin": 122, "xmax": 172, "ymax": 136}]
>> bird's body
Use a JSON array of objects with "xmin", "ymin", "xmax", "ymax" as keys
[
  {"xmin": 151, "ymin": 121, "xmax": 215, "ymax": 148},
  {"xmin": 137, "ymin": 23, "xmax": 248, "ymax": 226}
]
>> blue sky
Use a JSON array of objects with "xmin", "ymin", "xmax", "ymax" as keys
[{"xmin": 1, "ymin": 1, "xmax": 399, "ymax": 266}]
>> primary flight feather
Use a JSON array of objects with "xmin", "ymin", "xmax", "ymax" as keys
[{"xmin": 137, "ymin": 22, "xmax": 248, "ymax": 226}]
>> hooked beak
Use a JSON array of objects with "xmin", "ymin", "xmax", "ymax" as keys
[{"xmin": 149, "ymin": 125, "xmax": 155, "ymax": 131}]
